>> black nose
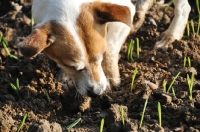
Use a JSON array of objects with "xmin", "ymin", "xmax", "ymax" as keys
[{"xmin": 87, "ymin": 90, "xmax": 98, "ymax": 98}]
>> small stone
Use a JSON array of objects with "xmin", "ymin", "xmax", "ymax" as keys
[{"xmin": 161, "ymin": 93, "xmax": 172, "ymax": 103}]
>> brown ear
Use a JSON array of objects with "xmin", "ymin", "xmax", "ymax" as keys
[
  {"xmin": 19, "ymin": 29, "xmax": 55, "ymax": 58},
  {"xmin": 93, "ymin": 2, "xmax": 132, "ymax": 27}
]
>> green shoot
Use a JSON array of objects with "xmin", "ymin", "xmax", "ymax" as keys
[
  {"xmin": 186, "ymin": 21, "xmax": 190, "ymax": 38},
  {"xmin": 167, "ymin": 72, "xmax": 181, "ymax": 93},
  {"xmin": 172, "ymin": 87, "xmax": 176, "ymax": 96},
  {"xmin": 165, "ymin": 0, "xmax": 173, "ymax": 11},
  {"xmin": 183, "ymin": 56, "xmax": 187, "ymax": 67},
  {"xmin": 130, "ymin": 68, "xmax": 138, "ymax": 92},
  {"xmin": 188, "ymin": 57, "xmax": 191, "ymax": 67},
  {"xmin": 44, "ymin": 88, "xmax": 51, "ymax": 103},
  {"xmin": 136, "ymin": 38, "xmax": 140, "ymax": 58},
  {"xmin": 99, "ymin": 118, "xmax": 104, "ymax": 132},
  {"xmin": 120, "ymin": 105, "xmax": 125, "ymax": 125},
  {"xmin": 0, "ymin": 34, "xmax": 19, "ymax": 60},
  {"xmin": 17, "ymin": 113, "xmax": 28, "ymax": 132},
  {"xmin": 187, "ymin": 73, "xmax": 195, "ymax": 100},
  {"xmin": 139, "ymin": 99, "xmax": 148, "ymax": 128},
  {"xmin": 31, "ymin": 13, "xmax": 34, "ymax": 30},
  {"xmin": 197, "ymin": 15, "xmax": 200, "ymax": 36},
  {"xmin": 66, "ymin": 118, "xmax": 82, "ymax": 129},
  {"xmin": 157, "ymin": 102, "xmax": 162, "ymax": 127},
  {"xmin": 196, "ymin": 0, "xmax": 200, "ymax": 14},
  {"xmin": 127, "ymin": 39, "xmax": 134, "ymax": 62},
  {"xmin": 10, "ymin": 78, "xmax": 21, "ymax": 99},
  {"xmin": 190, "ymin": 20, "xmax": 195, "ymax": 37},
  {"xmin": 163, "ymin": 79, "xmax": 167, "ymax": 92}
]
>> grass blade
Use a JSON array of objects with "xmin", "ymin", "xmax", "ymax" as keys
[
  {"xmin": 136, "ymin": 38, "xmax": 140, "ymax": 58},
  {"xmin": 99, "ymin": 118, "xmax": 104, "ymax": 132},
  {"xmin": 157, "ymin": 102, "xmax": 162, "ymax": 127},
  {"xmin": 131, "ymin": 68, "xmax": 138, "ymax": 92},
  {"xmin": 139, "ymin": 99, "xmax": 148, "ymax": 128},
  {"xmin": 120, "ymin": 105, "xmax": 125, "ymax": 125},
  {"xmin": 188, "ymin": 57, "xmax": 191, "ymax": 67},
  {"xmin": 44, "ymin": 88, "xmax": 51, "ymax": 103},
  {"xmin": 17, "ymin": 113, "xmax": 28, "ymax": 132},
  {"xmin": 167, "ymin": 72, "xmax": 181, "ymax": 93},
  {"xmin": 66, "ymin": 118, "xmax": 82, "ymax": 129}
]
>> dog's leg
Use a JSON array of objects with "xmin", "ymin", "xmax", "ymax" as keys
[
  {"xmin": 132, "ymin": 0, "xmax": 153, "ymax": 33},
  {"xmin": 155, "ymin": 0, "xmax": 191, "ymax": 49},
  {"xmin": 102, "ymin": 22, "xmax": 131, "ymax": 88}
]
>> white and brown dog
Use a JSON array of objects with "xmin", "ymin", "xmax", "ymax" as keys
[{"xmin": 19, "ymin": 0, "xmax": 190, "ymax": 97}]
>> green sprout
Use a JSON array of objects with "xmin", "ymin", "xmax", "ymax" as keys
[
  {"xmin": 130, "ymin": 68, "xmax": 138, "ymax": 92},
  {"xmin": 31, "ymin": 13, "xmax": 35, "ymax": 30},
  {"xmin": 157, "ymin": 102, "xmax": 162, "ymax": 127},
  {"xmin": 165, "ymin": 0, "xmax": 173, "ymax": 11},
  {"xmin": 17, "ymin": 113, "xmax": 27, "ymax": 132},
  {"xmin": 10, "ymin": 78, "xmax": 21, "ymax": 99},
  {"xmin": 188, "ymin": 57, "xmax": 191, "ymax": 67},
  {"xmin": 0, "ymin": 34, "xmax": 20, "ymax": 60},
  {"xmin": 136, "ymin": 38, "xmax": 140, "ymax": 58},
  {"xmin": 197, "ymin": 15, "xmax": 200, "ymax": 36},
  {"xmin": 163, "ymin": 79, "xmax": 167, "ymax": 92},
  {"xmin": 66, "ymin": 118, "xmax": 82, "ymax": 129},
  {"xmin": 186, "ymin": 21, "xmax": 190, "ymax": 38},
  {"xmin": 120, "ymin": 105, "xmax": 125, "ymax": 126},
  {"xmin": 44, "ymin": 88, "xmax": 51, "ymax": 103},
  {"xmin": 167, "ymin": 72, "xmax": 181, "ymax": 93},
  {"xmin": 99, "ymin": 118, "xmax": 104, "ymax": 132},
  {"xmin": 187, "ymin": 73, "xmax": 195, "ymax": 100},
  {"xmin": 196, "ymin": 0, "xmax": 200, "ymax": 14},
  {"xmin": 190, "ymin": 20, "xmax": 195, "ymax": 37},
  {"xmin": 127, "ymin": 39, "xmax": 134, "ymax": 62},
  {"xmin": 139, "ymin": 99, "xmax": 148, "ymax": 128},
  {"xmin": 172, "ymin": 87, "xmax": 176, "ymax": 97},
  {"xmin": 183, "ymin": 56, "xmax": 187, "ymax": 67}
]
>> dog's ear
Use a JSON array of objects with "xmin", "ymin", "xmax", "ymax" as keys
[
  {"xmin": 19, "ymin": 29, "xmax": 56, "ymax": 58},
  {"xmin": 93, "ymin": 2, "xmax": 132, "ymax": 27}
]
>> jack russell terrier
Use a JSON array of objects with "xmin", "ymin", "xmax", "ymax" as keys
[{"xmin": 19, "ymin": 0, "xmax": 190, "ymax": 97}]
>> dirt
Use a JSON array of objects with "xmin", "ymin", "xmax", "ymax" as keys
[{"xmin": 0, "ymin": 0, "xmax": 200, "ymax": 132}]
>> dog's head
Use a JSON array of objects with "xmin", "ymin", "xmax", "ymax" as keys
[{"xmin": 19, "ymin": 1, "xmax": 133, "ymax": 96}]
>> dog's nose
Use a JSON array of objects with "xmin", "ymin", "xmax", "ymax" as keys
[{"xmin": 87, "ymin": 90, "xmax": 98, "ymax": 98}]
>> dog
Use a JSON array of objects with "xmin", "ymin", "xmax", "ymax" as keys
[{"xmin": 18, "ymin": 0, "xmax": 190, "ymax": 98}]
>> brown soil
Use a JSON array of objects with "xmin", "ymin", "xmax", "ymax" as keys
[{"xmin": 0, "ymin": 0, "xmax": 200, "ymax": 131}]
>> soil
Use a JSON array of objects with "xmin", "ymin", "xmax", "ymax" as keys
[{"xmin": 0, "ymin": 0, "xmax": 200, "ymax": 132}]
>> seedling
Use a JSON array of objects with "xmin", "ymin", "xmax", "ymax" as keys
[
  {"xmin": 196, "ymin": 0, "xmax": 200, "ymax": 14},
  {"xmin": 99, "ymin": 118, "xmax": 104, "ymax": 132},
  {"xmin": 187, "ymin": 73, "xmax": 195, "ymax": 100},
  {"xmin": 66, "ymin": 118, "xmax": 82, "ymax": 129},
  {"xmin": 157, "ymin": 102, "xmax": 162, "ymax": 127},
  {"xmin": 127, "ymin": 39, "xmax": 134, "ymax": 62},
  {"xmin": 172, "ymin": 87, "xmax": 176, "ymax": 97},
  {"xmin": 165, "ymin": 0, "xmax": 173, "ymax": 11},
  {"xmin": 183, "ymin": 56, "xmax": 186, "ymax": 67},
  {"xmin": 167, "ymin": 72, "xmax": 181, "ymax": 93},
  {"xmin": 136, "ymin": 38, "xmax": 140, "ymax": 58},
  {"xmin": 163, "ymin": 79, "xmax": 167, "ymax": 92},
  {"xmin": 190, "ymin": 20, "xmax": 195, "ymax": 37},
  {"xmin": 130, "ymin": 68, "xmax": 138, "ymax": 92},
  {"xmin": 188, "ymin": 57, "xmax": 191, "ymax": 67},
  {"xmin": 139, "ymin": 99, "xmax": 148, "ymax": 128},
  {"xmin": 10, "ymin": 78, "xmax": 21, "ymax": 99},
  {"xmin": 44, "ymin": 88, "xmax": 51, "ymax": 103},
  {"xmin": 31, "ymin": 13, "xmax": 34, "ymax": 30},
  {"xmin": 186, "ymin": 21, "xmax": 190, "ymax": 38},
  {"xmin": 17, "ymin": 113, "xmax": 27, "ymax": 132},
  {"xmin": 0, "ymin": 34, "xmax": 20, "ymax": 60},
  {"xmin": 120, "ymin": 105, "xmax": 125, "ymax": 125},
  {"xmin": 197, "ymin": 15, "xmax": 200, "ymax": 36}
]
